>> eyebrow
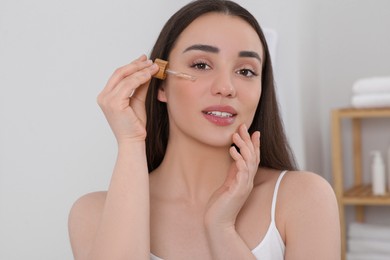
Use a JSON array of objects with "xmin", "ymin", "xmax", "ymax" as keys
[
  {"xmin": 183, "ymin": 44, "xmax": 219, "ymax": 53},
  {"xmin": 183, "ymin": 44, "xmax": 261, "ymax": 63},
  {"xmin": 239, "ymin": 51, "xmax": 261, "ymax": 63}
]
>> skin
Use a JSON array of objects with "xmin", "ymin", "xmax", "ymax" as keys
[{"xmin": 68, "ymin": 13, "xmax": 340, "ymax": 260}]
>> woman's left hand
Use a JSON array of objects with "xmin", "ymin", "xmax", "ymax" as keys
[{"xmin": 204, "ymin": 124, "xmax": 260, "ymax": 231}]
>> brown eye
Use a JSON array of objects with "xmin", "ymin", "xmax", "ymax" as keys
[
  {"xmin": 191, "ymin": 62, "xmax": 211, "ymax": 70},
  {"xmin": 237, "ymin": 69, "xmax": 258, "ymax": 77}
]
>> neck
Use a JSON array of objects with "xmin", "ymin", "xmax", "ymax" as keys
[{"xmin": 152, "ymin": 134, "xmax": 233, "ymax": 205}]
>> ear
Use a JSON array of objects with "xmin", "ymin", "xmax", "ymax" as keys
[{"xmin": 157, "ymin": 84, "xmax": 167, "ymax": 103}]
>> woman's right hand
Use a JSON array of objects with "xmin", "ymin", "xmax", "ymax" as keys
[{"xmin": 97, "ymin": 55, "xmax": 159, "ymax": 144}]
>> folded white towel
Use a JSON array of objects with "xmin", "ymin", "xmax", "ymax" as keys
[
  {"xmin": 351, "ymin": 93, "xmax": 390, "ymax": 108},
  {"xmin": 353, "ymin": 77, "xmax": 390, "ymax": 95},
  {"xmin": 349, "ymin": 222, "xmax": 390, "ymax": 241},
  {"xmin": 346, "ymin": 252, "xmax": 390, "ymax": 260},
  {"xmin": 348, "ymin": 238, "xmax": 390, "ymax": 254}
]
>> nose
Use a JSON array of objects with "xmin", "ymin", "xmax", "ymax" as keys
[{"xmin": 210, "ymin": 71, "xmax": 236, "ymax": 98}]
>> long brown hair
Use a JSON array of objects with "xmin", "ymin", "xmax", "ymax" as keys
[{"xmin": 145, "ymin": 0, "xmax": 297, "ymax": 172}]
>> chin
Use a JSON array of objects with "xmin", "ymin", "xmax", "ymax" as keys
[{"xmin": 199, "ymin": 134, "xmax": 234, "ymax": 148}]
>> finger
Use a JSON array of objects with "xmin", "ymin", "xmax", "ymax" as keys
[
  {"xmin": 251, "ymin": 131, "xmax": 261, "ymax": 165},
  {"xmin": 98, "ymin": 65, "xmax": 157, "ymax": 113},
  {"xmin": 222, "ymin": 161, "xmax": 238, "ymax": 188},
  {"xmin": 238, "ymin": 126, "xmax": 260, "ymax": 168},
  {"xmin": 229, "ymin": 148, "xmax": 250, "ymax": 195},
  {"xmin": 232, "ymin": 131, "xmax": 253, "ymax": 164},
  {"xmin": 229, "ymin": 145, "xmax": 243, "ymax": 162},
  {"xmin": 229, "ymin": 146, "xmax": 250, "ymax": 177},
  {"xmin": 233, "ymin": 127, "xmax": 259, "ymax": 184},
  {"xmin": 238, "ymin": 124, "xmax": 255, "ymax": 151},
  {"xmin": 130, "ymin": 63, "xmax": 160, "ymax": 102},
  {"xmin": 109, "ymin": 55, "xmax": 148, "ymax": 87},
  {"xmin": 102, "ymin": 55, "xmax": 152, "ymax": 94},
  {"xmin": 113, "ymin": 64, "xmax": 158, "ymax": 99}
]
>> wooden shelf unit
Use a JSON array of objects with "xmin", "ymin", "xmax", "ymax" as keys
[
  {"xmin": 331, "ymin": 107, "xmax": 390, "ymax": 260},
  {"xmin": 343, "ymin": 185, "xmax": 390, "ymax": 205}
]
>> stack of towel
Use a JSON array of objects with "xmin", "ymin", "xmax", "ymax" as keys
[
  {"xmin": 351, "ymin": 77, "xmax": 390, "ymax": 108},
  {"xmin": 346, "ymin": 222, "xmax": 390, "ymax": 260}
]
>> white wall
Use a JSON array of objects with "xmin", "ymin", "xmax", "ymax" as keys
[
  {"xmin": 1, "ymin": 0, "xmax": 389, "ymax": 259},
  {"xmin": 0, "ymin": 1, "xmax": 187, "ymax": 259}
]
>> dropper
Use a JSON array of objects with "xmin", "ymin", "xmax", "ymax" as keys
[{"xmin": 154, "ymin": 58, "xmax": 197, "ymax": 81}]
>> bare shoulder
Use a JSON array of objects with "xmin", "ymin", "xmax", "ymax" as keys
[
  {"xmin": 278, "ymin": 171, "xmax": 341, "ymax": 260},
  {"xmin": 279, "ymin": 170, "xmax": 338, "ymax": 220},
  {"xmin": 281, "ymin": 170, "xmax": 336, "ymax": 200},
  {"xmin": 254, "ymin": 169, "xmax": 338, "ymax": 216},
  {"xmin": 68, "ymin": 191, "xmax": 107, "ymax": 259}
]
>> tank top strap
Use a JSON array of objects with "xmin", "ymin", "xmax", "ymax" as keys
[{"xmin": 271, "ymin": 170, "xmax": 288, "ymax": 221}]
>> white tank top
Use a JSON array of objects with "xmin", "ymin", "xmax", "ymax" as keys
[{"xmin": 150, "ymin": 170, "xmax": 287, "ymax": 260}]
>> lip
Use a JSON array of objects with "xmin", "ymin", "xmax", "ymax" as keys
[{"xmin": 202, "ymin": 105, "xmax": 237, "ymax": 126}]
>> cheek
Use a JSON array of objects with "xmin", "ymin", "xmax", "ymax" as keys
[
  {"xmin": 244, "ymin": 87, "xmax": 261, "ymax": 109},
  {"xmin": 164, "ymin": 81, "xmax": 202, "ymax": 109},
  {"xmin": 242, "ymin": 87, "xmax": 262, "ymax": 122}
]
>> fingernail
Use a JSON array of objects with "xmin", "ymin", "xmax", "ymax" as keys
[{"xmin": 138, "ymin": 54, "xmax": 146, "ymax": 60}]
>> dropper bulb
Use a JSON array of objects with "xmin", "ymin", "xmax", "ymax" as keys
[{"xmin": 154, "ymin": 58, "xmax": 168, "ymax": 80}]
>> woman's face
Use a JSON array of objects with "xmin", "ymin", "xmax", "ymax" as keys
[{"xmin": 158, "ymin": 13, "xmax": 264, "ymax": 147}]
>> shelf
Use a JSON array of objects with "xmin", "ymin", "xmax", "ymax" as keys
[
  {"xmin": 331, "ymin": 107, "xmax": 390, "ymax": 260},
  {"xmin": 342, "ymin": 184, "xmax": 390, "ymax": 205},
  {"xmin": 335, "ymin": 107, "xmax": 390, "ymax": 118}
]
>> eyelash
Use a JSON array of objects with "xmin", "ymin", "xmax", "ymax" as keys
[
  {"xmin": 190, "ymin": 60, "xmax": 211, "ymax": 70},
  {"xmin": 237, "ymin": 68, "xmax": 258, "ymax": 78},
  {"xmin": 190, "ymin": 60, "xmax": 259, "ymax": 78}
]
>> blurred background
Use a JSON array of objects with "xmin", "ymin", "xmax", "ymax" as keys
[{"xmin": 1, "ymin": 0, "xmax": 389, "ymax": 259}]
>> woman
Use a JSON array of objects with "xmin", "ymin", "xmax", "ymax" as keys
[{"xmin": 68, "ymin": 1, "xmax": 340, "ymax": 259}]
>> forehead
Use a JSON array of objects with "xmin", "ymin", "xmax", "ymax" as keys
[{"xmin": 173, "ymin": 12, "xmax": 264, "ymax": 57}]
